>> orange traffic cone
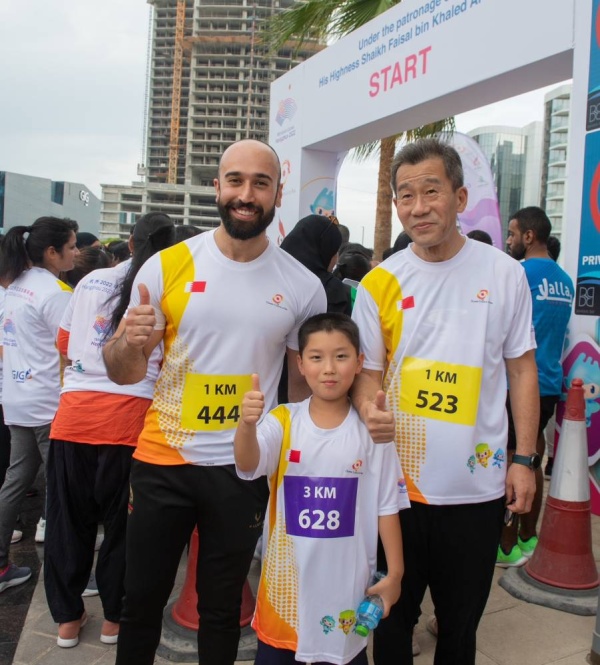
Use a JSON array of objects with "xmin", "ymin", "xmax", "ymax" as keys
[
  {"xmin": 171, "ymin": 528, "xmax": 256, "ymax": 629},
  {"xmin": 525, "ymin": 378, "xmax": 599, "ymax": 589}
]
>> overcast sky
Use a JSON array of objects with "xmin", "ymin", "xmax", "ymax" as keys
[{"xmin": 1, "ymin": 1, "xmax": 570, "ymax": 246}]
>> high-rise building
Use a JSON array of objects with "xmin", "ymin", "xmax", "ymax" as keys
[
  {"xmin": 540, "ymin": 83, "xmax": 571, "ymax": 241},
  {"xmin": 101, "ymin": 0, "xmax": 320, "ymax": 238},
  {"xmin": 467, "ymin": 122, "xmax": 543, "ymax": 242}
]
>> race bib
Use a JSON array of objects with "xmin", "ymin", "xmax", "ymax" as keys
[
  {"xmin": 284, "ymin": 476, "xmax": 358, "ymax": 539},
  {"xmin": 181, "ymin": 374, "xmax": 252, "ymax": 432},
  {"xmin": 399, "ymin": 357, "xmax": 482, "ymax": 426}
]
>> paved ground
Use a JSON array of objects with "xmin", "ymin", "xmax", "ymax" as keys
[{"xmin": 4, "ymin": 475, "xmax": 600, "ymax": 665}]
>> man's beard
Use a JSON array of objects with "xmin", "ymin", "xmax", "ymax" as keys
[
  {"xmin": 508, "ymin": 244, "xmax": 526, "ymax": 261},
  {"xmin": 218, "ymin": 200, "xmax": 276, "ymax": 240}
]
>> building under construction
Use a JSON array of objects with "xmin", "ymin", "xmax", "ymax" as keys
[{"xmin": 101, "ymin": 0, "xmax": 320, "ymax": 236}]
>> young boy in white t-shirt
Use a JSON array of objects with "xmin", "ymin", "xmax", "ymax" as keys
[{"xmin": 234, "ymin": 313, "xmax": 409, "ymax": 665}]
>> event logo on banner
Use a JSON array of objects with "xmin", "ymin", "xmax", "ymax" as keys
[{"xmin": 440, "ymin": 132, "xmax": 502, "ymax": 248}]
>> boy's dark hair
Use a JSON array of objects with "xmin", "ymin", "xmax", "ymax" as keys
[{"xmin": 298, "ymin": 312, "xmax": 360, "ymax": 356}]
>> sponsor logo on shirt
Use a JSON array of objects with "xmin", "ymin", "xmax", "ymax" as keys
[
  {"xmin": 471, "ymin": 289, "xmax": 493, "ymax": 304},
  {"xmin": 185, "ymin": 281, "xmax": 207, "ymax": 293},
  {"xmin": 267, "ymin": 293, "xmax": 288, "ymax": 311},
  {"xmin": 12, "ymin": 368, "xmax": 32, "ymax": 383},
  {"xmin": 345, "ymin": 459, "xmax": 364, "ymax": 475},
  {"xmin": 398, "ymin": 477, "xmax": 407, "ymax": 494}
]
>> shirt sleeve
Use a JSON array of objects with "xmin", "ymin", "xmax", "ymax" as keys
[
  {"xmin": 129, "ymin": 254, "xmax": 167, "ymax": 330},
  {"xmin": 285, "ymin": 281, "xmax": 327, "ymax": 351},
  {"xmin": 40, "ymin": 291, "xmax": 72, "ymax": 340},
  {"xmin": 503, "ymin": 265, "xmax": 537, "ymax": 359},
  {"xmin": 59, "ymin": 285, "xmax": 76, "ymax": 333},
  {"xmin": 236, "ymin": 412, "xmax": 284, "ymax": 481},
  {"xmin": 352, "ymin": 283, "xmax": 387, "ymax": 371},
  {"xmin": 376, "ymin": 442, "xmax": 409, "ymax": 515}
]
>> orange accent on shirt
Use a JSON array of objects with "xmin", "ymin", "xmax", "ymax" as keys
[
  {"xmin": 133, "ymin": 408, "xmax": 187, "ymax": 465},
  {"xmin": 51, "ymin": 391, "xmax": 151, "ymax": 446},
  {"xmin": 57, "ymin": 327, "xmax": 70, "ymax": 357},
  {"xmin": 406, "ymin": 474, "xmax": 428, "ymax": 504}
]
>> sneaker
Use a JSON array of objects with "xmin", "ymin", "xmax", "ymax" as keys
[
  {"xmin": 57, "ymin": 612, "xmax": 87, "ymax": 648},
  {"xmin": 35, "ymin": 518, "xmax": 46, "ymax": 543},
  {"xmin": 496, "ymin": 544, "xmax": 527, "ymax": 568},
  {"xmin": 426, "ymin": 615, "xmax": 438, "ymax": 638},
  {"xmin": 544, "ymin": 457, "xmax": 553, "ymax": 480},
  {"xmin": 518, "ymin": 535, "xmax": 538, "ymax": 558},
  {"xmin": 100, "ymin": 619, "xmax": 119, "ymax": 644},
  {"xmin": 82, "ymin": 571, "xmax": 99, "ymax": 597},
  {"xmin": 11, "ymin": 530, "xmax": 22, "ymax": 544},
  {"xmin": 0, "ymin": 563, "xmax": 32, "ymax": 593},
  {"xmin": 412, "ymin": 629, "xmax": 421, "ymax": 655}
]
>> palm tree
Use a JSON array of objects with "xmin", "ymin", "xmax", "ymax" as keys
[{"xmin": 263, "ymin": 0, "xmax": 454, "ymax": 259}]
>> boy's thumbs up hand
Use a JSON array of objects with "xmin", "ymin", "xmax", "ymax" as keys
[{"xmin": 241, "ymin": 373, "xmax": 264, "ymax": 425}]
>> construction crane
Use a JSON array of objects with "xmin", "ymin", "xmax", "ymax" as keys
[{"xmin": 168, "ymin": 0, "xmax": 186, "ymax": 185}]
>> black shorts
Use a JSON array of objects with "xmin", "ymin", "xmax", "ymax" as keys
[{"xmin": 506, "ymin": 393, "xmax": 559, "ymax": 451}]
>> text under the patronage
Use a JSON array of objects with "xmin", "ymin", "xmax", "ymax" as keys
[{"xmin": 316, "ymin": 0, "xmax": 483, "ymax": 97}]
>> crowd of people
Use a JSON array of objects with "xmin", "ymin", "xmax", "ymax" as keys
[{"xmin": 0, "ymin": 137, "xmax": 576, "ymax": 665}]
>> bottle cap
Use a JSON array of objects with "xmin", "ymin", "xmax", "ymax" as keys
[{"xmin": 355, "ymin": 624, "xmax": 369, "ymax": 637}]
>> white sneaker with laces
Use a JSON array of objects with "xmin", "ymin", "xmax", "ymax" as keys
[{"xmin": 35, "ymin": 518, "xmax": 46, "ymax": 543}]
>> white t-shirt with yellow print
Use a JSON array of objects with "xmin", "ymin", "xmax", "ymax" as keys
[
  {"xmin": 131, "ymin": 230, "xmax": 327, "ymax": 466},
  {"xmin": 353, "ymin": 239, "xmax": 536, "ymax": 505}
]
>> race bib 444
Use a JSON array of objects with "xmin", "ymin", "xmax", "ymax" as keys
[
  {"xmin": 399, "ymin": 357, "xmax": 482, "ymax": 426},
  {"xmin": 181, "ymin": 374, "xmax": 252, "ymax": 431}
]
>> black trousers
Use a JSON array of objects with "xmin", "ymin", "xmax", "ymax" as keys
[
  {"xmin": 44, "ymin": 439, "xmax": 133, "ymax": 623},
  {"xmin": 374, "ymin": 498, "xmax": 504, "ymax": 665},
  {"xmin": 0, "ymin": 405, "xmax": 11, "ymax": 489},
  {"xmin": 115, "ymin": 460, "xmax": 269, "ymax": 665}
]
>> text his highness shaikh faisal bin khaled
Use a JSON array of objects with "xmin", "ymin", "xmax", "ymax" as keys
[{"xmin": 317, "ymin": 0, "xmax": 482, "ymax": 98}]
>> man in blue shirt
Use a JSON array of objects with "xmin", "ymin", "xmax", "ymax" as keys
[{"xmin": 498, "ymin": 206, "xmax": 574, "ymax": 567}]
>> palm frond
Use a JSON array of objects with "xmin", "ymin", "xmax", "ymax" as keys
[{"xmin": 353, "ymin": 117, "xmax": 455, "ymax": 162}]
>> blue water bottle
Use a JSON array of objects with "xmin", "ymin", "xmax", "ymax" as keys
[{"xmin": 354, "ymin": 594, "xmax": 384, "ymax": 637}]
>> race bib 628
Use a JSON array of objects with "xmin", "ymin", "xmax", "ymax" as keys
[{"xmin": 284, "ymin": 476, "xmax": 358, "ymax": 539}]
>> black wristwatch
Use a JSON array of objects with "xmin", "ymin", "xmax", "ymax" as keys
[{"xmin": 512, "ymin": 453, "xmax": 542, "ymax": 470}]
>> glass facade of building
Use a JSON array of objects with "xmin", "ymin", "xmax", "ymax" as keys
[
  {"xmin": 468, "ymin": 127, "xmax": 532, "ymax": 241},
  {"xmin": 541, "ymin": 85, "xmax": 571, "ymax": 241}
]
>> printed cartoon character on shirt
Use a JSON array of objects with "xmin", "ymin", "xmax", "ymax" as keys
[
  {"xmin": 320, "ymin": 615, "xmax": 336, "ymax": 634},
  {"xmin": 467, "ymin": 455, "xmax": 476, "ymax": 474},
  {"xmin": 475, "ymin": 443, "xmax": 492, "ymax": 468},
  {"xmin": 492, "ymin": 448, "xmax": 505, "ymax": 469},
  {"xmin": 338, "ymin": 609, "xmax": 356, "ymax": 635}
]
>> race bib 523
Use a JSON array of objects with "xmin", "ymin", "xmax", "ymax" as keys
[{"xmin": 399, "ymin": 357, "xmax": 482, "ymax": 426}]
